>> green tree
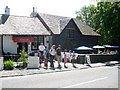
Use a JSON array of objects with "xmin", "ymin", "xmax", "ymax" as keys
[
  {"xmin": 76, "ymin": 5, "xmax": 97, "ymax": 28},
  {"xmin": 76, "ymin": 2, "xmax": 120, "ymax": 45},
  {"xmin": 95, "ymin": 2, "xmax": 120, "ymax": 45}
]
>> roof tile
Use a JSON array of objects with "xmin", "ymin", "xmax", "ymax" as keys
[
  {"xmin": 38, "ymin": 13, "xmax": 100, "ymax": 36},
  {"xmin": 0, "ymin": 15, "xmax": 50, "ymax": 35}
]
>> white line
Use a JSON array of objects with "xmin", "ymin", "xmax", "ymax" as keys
[{"xmin": 63, "ymin": 77, "xmax": 108, "ymax": 88}]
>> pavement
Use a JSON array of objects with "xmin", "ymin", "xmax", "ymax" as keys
[{"xmin": 0, "ymin": 61, "xmax": 120, "ymax": 78}]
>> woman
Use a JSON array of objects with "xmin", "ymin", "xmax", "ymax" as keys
[{"xmin": 63, "ymin": 49, "xmax": 68, "ymax": 68}]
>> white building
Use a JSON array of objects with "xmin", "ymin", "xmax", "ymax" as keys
[{"xmin": 0, "ymin": 6, "xmax": 50, "ymax": 57}]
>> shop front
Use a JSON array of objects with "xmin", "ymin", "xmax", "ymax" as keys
[
  {"xmin": 12, "ymin": 35, "xmax": 45, "ymax": 54},
  {"xmin": 0, "ymin": 13, "xmax": 50, "ymax": 61},
  {"xmin": 12, "ymin": 36, "xmax": 35, "ymax": 53},
  {"xmin": 2, "ymin": 35, "xmax": 46, "ymax": 61}
]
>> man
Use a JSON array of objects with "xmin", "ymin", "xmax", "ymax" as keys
[
  {"xmin": 56, "ymin": 45, "xmax": 62, "ymax": 69},
  {"xmin": 38, "ymin": 43, "xmax": 45, "ymax": 67},
  {"xmin": 38, "ymin": 43, "xmax": 45, "ymax": 57},
  {"xmin": 43, "ymin": 46, "xmax": 48, "ymax": 69},
  {"xmin": 49, "ymin": 45, "xmax": 56, "ymax": 70}
]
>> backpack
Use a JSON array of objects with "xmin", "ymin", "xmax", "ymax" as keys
[{"xmin": 56, "ymin": 48, "xmax": 61, "ymax": 55}]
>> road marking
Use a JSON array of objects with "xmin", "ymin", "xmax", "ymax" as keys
[{"xmin": 63, "ymin": 77, "xmax": 108, "ymax": 88}]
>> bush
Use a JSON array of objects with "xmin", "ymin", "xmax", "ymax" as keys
[
  {"xmin": 4, "ymin": 60, "xmax": 15, "ymax": 70},
  {"xmin": 18, "ymin": 49, "xmax": 28, "ymax": 68}
]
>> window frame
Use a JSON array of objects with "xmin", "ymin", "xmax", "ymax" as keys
[{"xmin": 67, "ymin": 28, "xmax": 74, "ymax": 39}]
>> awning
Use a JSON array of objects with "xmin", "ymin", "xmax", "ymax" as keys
[
  {"xmin": 93, "ymin": 45, "xmax": 105, "ymax": 49},
  {"xmin": 12, "ymin": 36, "xmax": 35, "ymax": 42},
  {"xmin": 75, "ymin": 46, "xmax": 93, "ymax": 50},
  {"xmin": 104, "ymin": 45, "xmax": 119, "ymax": 48}
]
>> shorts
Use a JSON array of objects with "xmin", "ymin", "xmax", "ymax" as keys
[{"xmin": 56, "ymin": 55, "xmax": 62, "ymax": 62}]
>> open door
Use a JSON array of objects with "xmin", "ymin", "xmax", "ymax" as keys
[{"xmin": 17, "ymin": 43, "xmax": 28, "ymax": 54}]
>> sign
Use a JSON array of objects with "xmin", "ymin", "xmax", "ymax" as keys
[{"xmin": 12, "ymin": 36, "xmax": 35, "ymax": 42}]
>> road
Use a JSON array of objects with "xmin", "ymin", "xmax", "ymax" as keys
[{"xmin": 1, "ymin": 66, "xmax": 118, "ymax": 88}]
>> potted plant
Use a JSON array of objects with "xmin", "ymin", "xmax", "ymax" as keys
[
  {"xmin": 18, "ymin": 49, "xmax": 28, "ymax": 69},
  {"xmin": 4, "ymin": 59, "xmax": 15, "ymax": 70}
]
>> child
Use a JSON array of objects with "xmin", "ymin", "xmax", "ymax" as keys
[
  {"xmin": 71, "ymin": 51, "xmax": 77, "ymax": 68},
  {"xmin": 64, "ymin": 49, "xmax": 68, "ymax": 68},
  {"xmin": 68, "ymin": 50, "xmax": 72, "ymax": 63}
]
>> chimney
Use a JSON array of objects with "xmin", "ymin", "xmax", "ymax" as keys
[
  {"xmin": 33, "ymin": 7, "xmax": 35, "ymax": 13},
  {"xmin": 1, "ymin": 6, "xmax": 10, "ymax": 24},
  {"xmin": 30, "ymin": 7, "xmax": 37, "ymax": 17},
  {"xmin": 5, "ymin": 6, "xmax": 10, "ymax": 15}
]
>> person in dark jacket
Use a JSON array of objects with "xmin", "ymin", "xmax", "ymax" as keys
[{"xmin": 43, "ymin": 46, "xmax": 49, "ymax": 69}]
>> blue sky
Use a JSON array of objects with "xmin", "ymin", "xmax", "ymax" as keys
[{"xmin": 0, "ymin": 0, "xmax": 97, "ymax": 18}]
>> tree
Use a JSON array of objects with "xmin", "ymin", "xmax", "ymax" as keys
[
  {"xmin": 76, "ymin": 2, "xmax": 120, "ymax": 45},
  {"xmin": 96, "ymin": 2, "xmax": 120, "ymax": 45},
  {"xmin": 76, "ymin": 5, "xmax": 97, "ymax": 28}
]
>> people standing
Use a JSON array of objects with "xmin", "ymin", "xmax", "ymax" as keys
[
  {"xmin": 43, "ymin": 46, "xmax": 48, "ymax": 69},
  {"xmin": 49, "ymin": 45, "xmax": 56, "ymax": 70},
  {"xmin": 38, "ymin": 42, "xmax": 45, "ymax": 67},
  {"xmin": 56, "ymin": 45, "xmax": 62, "ymax": 69},
  {"xmin": 71, "ymin": 51, "xmax": 77, "ymax": 68},
  {"xmin": 68, "ymin": 50, "xmax": 72, "ymax": 63},
  {"xmin": 63, "ymin": 49, "xmax": 68, "ymax": 68},
  {"xmin": 85, "ymin": 55, "xmax": 92, "ymax": 67}
]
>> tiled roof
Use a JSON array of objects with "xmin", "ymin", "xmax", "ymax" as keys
[
  {"xmin": 73, "ymin": 19, "xmax": 100, "ymax": 36},
  {"xmin": 38, "ymin": 13, "xmax": 71, "ymax": 34},
  {"xmin": 60, "ymin": 19, "xmax": 71, "ymax": 33},
  {"xmin": 0, "ymin": 24, "xmax": 17, "ymax": 35},
  {"xmin": 38, "ymin": 13, "xmax": 100, "ymax": 36},
  {"xmin": 0, "ymin": 13, "xmax": 100, "ymax": 36},
  {"xmin": 0, "ymin": 15, "xmax": 50, "ymax": 35}
]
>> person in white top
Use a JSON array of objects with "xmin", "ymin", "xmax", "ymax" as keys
[
  {"xmin": 39, "ymin": 43, "xmax": 45, "ymax": 52},
  {"xmin": 38, "ymin": 43, "xmax": 45, "ymax": 67},
  {"xmin": 68, "ymin": 50, "xmax": 72, "ymax": 62},
  {"xmin": 49, "ymin": 45, "xmax": 56, "ymax": 70},
  {"xmin": 38, "ymin": 42, "xmax": 45, "ymax": 55},
  {"xmin": 71, "ymin": 51, "xmax": 77, "ymax": 68}
]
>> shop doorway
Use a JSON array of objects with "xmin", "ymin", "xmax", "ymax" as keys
[{"xmin": 17, "ymin": 43, "xmax": 28, "ymax": 54}]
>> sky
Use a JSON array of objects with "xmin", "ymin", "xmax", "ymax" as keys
[{"xmin": 0, "ymin": 0, "xmax": 97, "ymax": 18}]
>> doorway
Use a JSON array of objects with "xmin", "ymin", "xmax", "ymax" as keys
[{"xmin": 17, "ymin": 43, "xmax": 28, "ymax": 54}]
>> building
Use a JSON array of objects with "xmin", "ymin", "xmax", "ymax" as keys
[
  {"xmin": 0, "ymin": 6, "xmax": 100, "ymax": 57},
  {"xmin": 37, "ymin": 13, "xmax": 100, "ymax": 50},
  {"xmin": 0, "ymin": 6, "xmax": 50, "ymax": 56}
]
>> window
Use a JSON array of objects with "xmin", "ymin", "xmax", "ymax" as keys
[
  {"xmin": 68, "ymin": 29, "xmax": 74, "ymax": 38},
  {"xmin": 31, "ymin": 36, "xmax": 44, "ymax": 50},
  {"xmin": 31, "ymin": 37, "xmax": 37, "ymax": 49}
]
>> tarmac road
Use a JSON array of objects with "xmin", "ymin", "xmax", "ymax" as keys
[{"xmin": 1, "ymin": 66, "xmax": 118, "ymax": 88}]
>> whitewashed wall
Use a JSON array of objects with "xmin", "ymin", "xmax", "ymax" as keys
[{"xmin": 3, "ymin": 35, "xmax": 17, "ymax": 54}]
